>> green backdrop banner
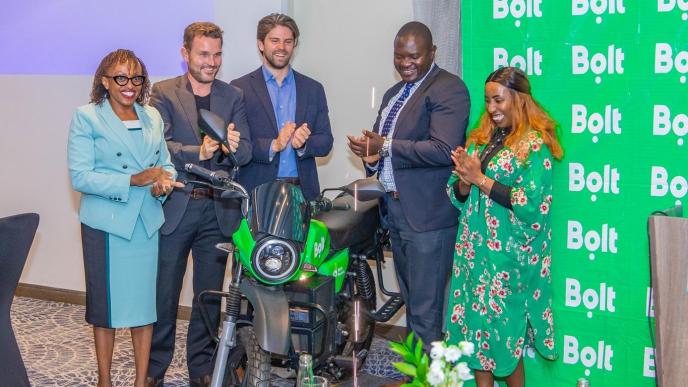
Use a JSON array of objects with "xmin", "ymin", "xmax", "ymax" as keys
[{"xmin": 461, "ymin": 1, "xmax": 687, "ymax": 385}]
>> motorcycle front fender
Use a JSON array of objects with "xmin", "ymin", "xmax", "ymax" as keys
[{"xmin": 239, "ymin": 280, "xmax": 291, "ymax": 355}]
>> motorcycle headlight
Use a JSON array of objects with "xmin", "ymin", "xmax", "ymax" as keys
[{"xmin": 251, "ymin": 237, "xmax": 299, "ymax": 283}]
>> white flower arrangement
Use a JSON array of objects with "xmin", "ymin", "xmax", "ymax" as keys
[
  {"xmin": 390, "ymin": 332, "xmax": 475, "ymax": 387},
  {"xmin": 426, "ymin": 341, "xmax": 475, "ymax": 386}
]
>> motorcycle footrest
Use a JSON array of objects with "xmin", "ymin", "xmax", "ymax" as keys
[{"xmin": 368, "ymin": 296, "xmax": 404, "ymax": 322}]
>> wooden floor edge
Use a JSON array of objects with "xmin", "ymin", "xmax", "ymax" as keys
[
  {"xmin": 14, "ymin": 283, "xmax": 405, "ymax": 338},
  {"xmin": 15, "ymin": 283, "xmax": 192, "ymax": 320}
]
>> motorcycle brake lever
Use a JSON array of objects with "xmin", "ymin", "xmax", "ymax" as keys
[{"xmin": 183, "ymin": 179, "xmax": 228, "ymax": 191}]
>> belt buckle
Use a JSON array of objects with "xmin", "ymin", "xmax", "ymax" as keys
[{"xmin": 190, "ymin": 188, "xmax": 209, "ymax": 200}]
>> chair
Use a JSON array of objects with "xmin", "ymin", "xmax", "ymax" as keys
[{"xmin": 0, "ymin": 213, "xmax": 39, "ymax": 387}]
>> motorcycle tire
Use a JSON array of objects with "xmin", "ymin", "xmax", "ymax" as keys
[
  {"xmin": 223, "ymin": 326, "xmax": 271, "ymax": 387},
  {"xmin": 338, "ymin": 261, "xmax": 377, "ymax": 362}
]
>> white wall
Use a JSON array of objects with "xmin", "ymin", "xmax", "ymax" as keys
[
  {"xmin": 1, "ymin": 1, "xmax": 415, "ymax": 326},
  {"xmin": 0, "ymin": 1, "xmax": 283, "ymax": 307},
  {"xmin": 291, "ymin": 0, "xmax": 414, "ymax": 326}
]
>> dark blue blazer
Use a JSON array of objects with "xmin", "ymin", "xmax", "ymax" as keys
[
  {"xmin": 370, "ymin": 65, "xmax": 470, "ymax": 232},
  {"xmin": 230, "ymin": 67, "xmax": 333, "ymax": 200}
]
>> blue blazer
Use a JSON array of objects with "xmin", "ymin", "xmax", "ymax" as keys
[
  {"xmin": 231, "ymin": 67, "xmax": 333, "ymax": 200},
  {"xmin": 369, "ymin": 66, "xmax": 470, "ymax": 232},
  {"xmin": 68, "ymin": 99, "xmax": 176, "ymax": 240}
]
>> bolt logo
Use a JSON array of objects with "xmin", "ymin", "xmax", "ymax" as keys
[
  {"xmin": 572, "ymin": 0, "xmax": 626, "ymax": 24},
  {"xmin": 493, "ymin": 0, "xmax": 542, "ymax": 27},
  {"xmin": 333, "ymin": 265, "xmax": 346, "ymax": 278},
  {"xmin": 565, "ymin": 278, "xmax": 617, "ymax": 318},
  {"xmin": 572, "ymin": 45, "xmax": 625, "ymax": 84},
  {"xmin": 644, "ymin": 347, "xmax": 656, "ymax": 378},
  {"xmin": 563, "ymin": 335, "xmax": 614, "ymax": 376},
  {"xmin": 653, "ymin": 105, "xmax": 687, "ymax": 146},
  {"xmin": 314, "ymin": 237, "xmax": 325, "ymax": 257},
  {"xmin": 655, "ymin": 43, "xmax": 688, "ymax": 84},
  {"xmin": 650, "ymin": 166, "xmax": 687, "ymax": 199},
  {"xmin": 572, "ymin": 104, "xmax": 622, "ymax": 143},
  {"xmin": 569, "ymin": 163, "xmax": 620, "ymax": 201},
  {"xmin": 494, "ymin": 47, "xmax": 542, "ymax": 75},
  {"xmin": 567, "ymin": 220, "xmax": 618, "ymax": 260},
  {"xmin": 657, "ymin": 0, "xmax": 688, "ymax": 22}
]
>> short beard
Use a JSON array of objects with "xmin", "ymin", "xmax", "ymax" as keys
[
  {"xmin": 189, "ymin": 66, "xmax": 216, "ymax": 84},
  {"xmin": 265, "ymin": 53, "xmax": 291, "ymax": 70}
]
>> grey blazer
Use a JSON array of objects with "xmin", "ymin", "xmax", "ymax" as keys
[{"xmin": 150, "ymin": 75, "xmax": 252, "ymax": 236}]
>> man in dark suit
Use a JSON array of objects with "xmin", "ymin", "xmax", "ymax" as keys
[
  {"xmin": 230, "ymin": 13, "xmax": 333, "ymax": 200},
  {"xmin": 146, "ymin": 22, "xmax": 252, "ymax": 387},
  {"xmin": 349, "ymin": 21, "xmax": 470, "ymax": 349}
]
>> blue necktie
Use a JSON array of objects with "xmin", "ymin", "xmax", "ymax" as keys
[{"xmin": 378, "ymin": 82, "xmax": 414, "ymax": 173}]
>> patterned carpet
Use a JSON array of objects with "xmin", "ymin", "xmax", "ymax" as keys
[{"xmin": 11, "ymin": 297, "xmax": 403, "ymax": 386}]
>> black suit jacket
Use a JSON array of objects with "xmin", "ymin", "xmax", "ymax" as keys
[
  {"xmin": 151, "ymin": 75, "xmax": 252, "ymax": 236},
  {"xmin": 230, "ymin": 67, "xmax": 333, "ymax": 200},
  {"xmin": 370, "ymin": 65, "xmax": 470, "ymax": 232}
]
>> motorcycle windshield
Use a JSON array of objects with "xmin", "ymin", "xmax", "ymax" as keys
[{"xmin": 249, "ymin": 181, "xmax": 309, "ymax": 243}]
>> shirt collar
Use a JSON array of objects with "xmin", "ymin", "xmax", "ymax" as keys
[
  {"xmin": 262, "ymin": 65, "xmax": 294, "ymax": 86},
  {"xmin": 407, "ymin": 62, "xmax": 436, "ymax": 88}
]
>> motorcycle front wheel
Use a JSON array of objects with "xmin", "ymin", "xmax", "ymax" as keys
[{"xmin": 224, "ymin": 326, "xmax": 271, "ymax": 387}]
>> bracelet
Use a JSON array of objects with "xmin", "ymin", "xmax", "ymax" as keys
[{"xmin": 479, "ymin": 175, "xmax": 488, "ymax": 187}]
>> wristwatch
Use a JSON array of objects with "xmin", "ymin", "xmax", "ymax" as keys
[{"xmin": 379, "ymin": 138, "xmax": 391, "ymax": 158}]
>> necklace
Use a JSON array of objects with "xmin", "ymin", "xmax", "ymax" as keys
[{"xmin": 479, "ymin": 127, "xmax": 511, "ymax": 164}]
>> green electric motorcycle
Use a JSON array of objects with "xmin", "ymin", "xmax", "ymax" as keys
[{"xmin": 186, "ymin": 110, "xmax": 405, "ymax": 387}]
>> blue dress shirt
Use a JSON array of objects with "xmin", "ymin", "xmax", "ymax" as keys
[{"xmin": 263, "ymin": 65, "xmax": 298, "ymax": 178}]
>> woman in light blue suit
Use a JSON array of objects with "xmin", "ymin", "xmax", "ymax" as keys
[{"xmin": 68, "ymin": 49, "xmax": 182, "ymax": 387}]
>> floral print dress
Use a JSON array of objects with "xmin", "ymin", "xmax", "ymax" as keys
[{"xmin": 445, "ymin": 130, "xmax": 557, "ymax": 376}]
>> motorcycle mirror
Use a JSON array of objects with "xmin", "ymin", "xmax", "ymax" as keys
[
  {"xmin": 198, "ymin": 109, "xmax": 227, "ymax": 144},
  {"xmin": 199, "ymin": 108, "xmax": 240, "ymax": 173},
  {"xmin": 341, "ymin": 178, "xmax": 385, "ymax": 202},
  {"xmin": 221, "ymin": 190, "xmax": 246, "ymax": 200}
]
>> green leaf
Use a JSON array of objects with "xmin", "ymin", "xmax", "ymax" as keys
[
  {"xmin": 420, "ymin": 353, "xmax": 429, "ymax": 367},
  {"xmin": 389, "ymin": 342, "xmax": 416, "ymax": 363},
  {"xmin": 389, "ymin": 341, "xmax": 409, "ymax": 356},
  {"xmin": 414, "ymin": 337, "xmax": 423, "ymax": 363},
  {"xmin": 406, "ymin": 331, "xmax": 415, "ymax": 349},
  {"xmin": 393, "ymin": 362, "xmax": 417, "ymax": 377},
  {"xmin": 416, "ymin": 354, "xmax": 429, "ymax": 381}
]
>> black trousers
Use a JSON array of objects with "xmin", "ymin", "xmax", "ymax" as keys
[
  {"xmin": 384, "ymin": 194, "xmax": 457, "ymax": 347},
  {"xmin": 148, "ymin": 198, "xmax": 229, "ymax": 380}
]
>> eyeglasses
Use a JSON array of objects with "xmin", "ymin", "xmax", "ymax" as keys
[{"xmin": 105, "ymin": 75, "xmax": 146, "ymax": 86}]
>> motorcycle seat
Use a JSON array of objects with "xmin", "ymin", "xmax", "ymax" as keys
[{"xmin": 313, "ymin": 194, "xmax": 380, "ymax": 251}]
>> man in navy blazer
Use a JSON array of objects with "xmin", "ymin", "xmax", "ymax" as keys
[
  {"xmin": 147, "ymin": 22, "xmax": 252, "ymax": 387},
  {"xmin": 349, "ymin": 22, "xmax": 470, "ymax": 350},
  {"xmin": 231, "ymin": 13, "xmax": 333, "ymax": 200}
]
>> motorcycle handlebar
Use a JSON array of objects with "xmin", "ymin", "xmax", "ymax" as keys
[
  {"xmin": 184, "ymin": 163, "xmax": 228, "ymax": 187},
  {"xmin": 310, "ymin": 197, "xmax": 350, "ymax": 213},
  {"xmin": 311, "ymin": 197, "xmax": 332, "ymax": 212}
]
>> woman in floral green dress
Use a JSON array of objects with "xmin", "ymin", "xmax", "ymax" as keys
[{"xmin": 445, "ymin": 67, "xmax": 563, "ymax": 387}]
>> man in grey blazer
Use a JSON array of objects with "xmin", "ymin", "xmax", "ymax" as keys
[
  {"xmin": 349, "ymin": 21, "xmax": 470, "ymax": 352},
  {"xmin": 146, "ymin": 22, "xmax": 252, "ymax": 387}
]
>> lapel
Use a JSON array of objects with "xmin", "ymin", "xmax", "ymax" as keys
[
  {"xmin": 209, "ymin": 79, "xmax": 226, "ymax": 124},
  {"xmin": 294, "ymin": 70, "xmax": 306, "ymax": 125},
  {"xmin": 250, "ymin": 67, "xmax": 278, "ymax": 134},
  {"xmin": 96, "ymin": 100, "xmax": 144, "ymax": 168},
  {"xmin": 393, "ymin": 65, "xmax": 441, "ymax": 139},
  {"xmin": 174, "ymin": 76, "xmax": 202, "ymax": 144},
  {"xmin": 134, "ymin": 103, "xmax": 156, "ymax": 164}
]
